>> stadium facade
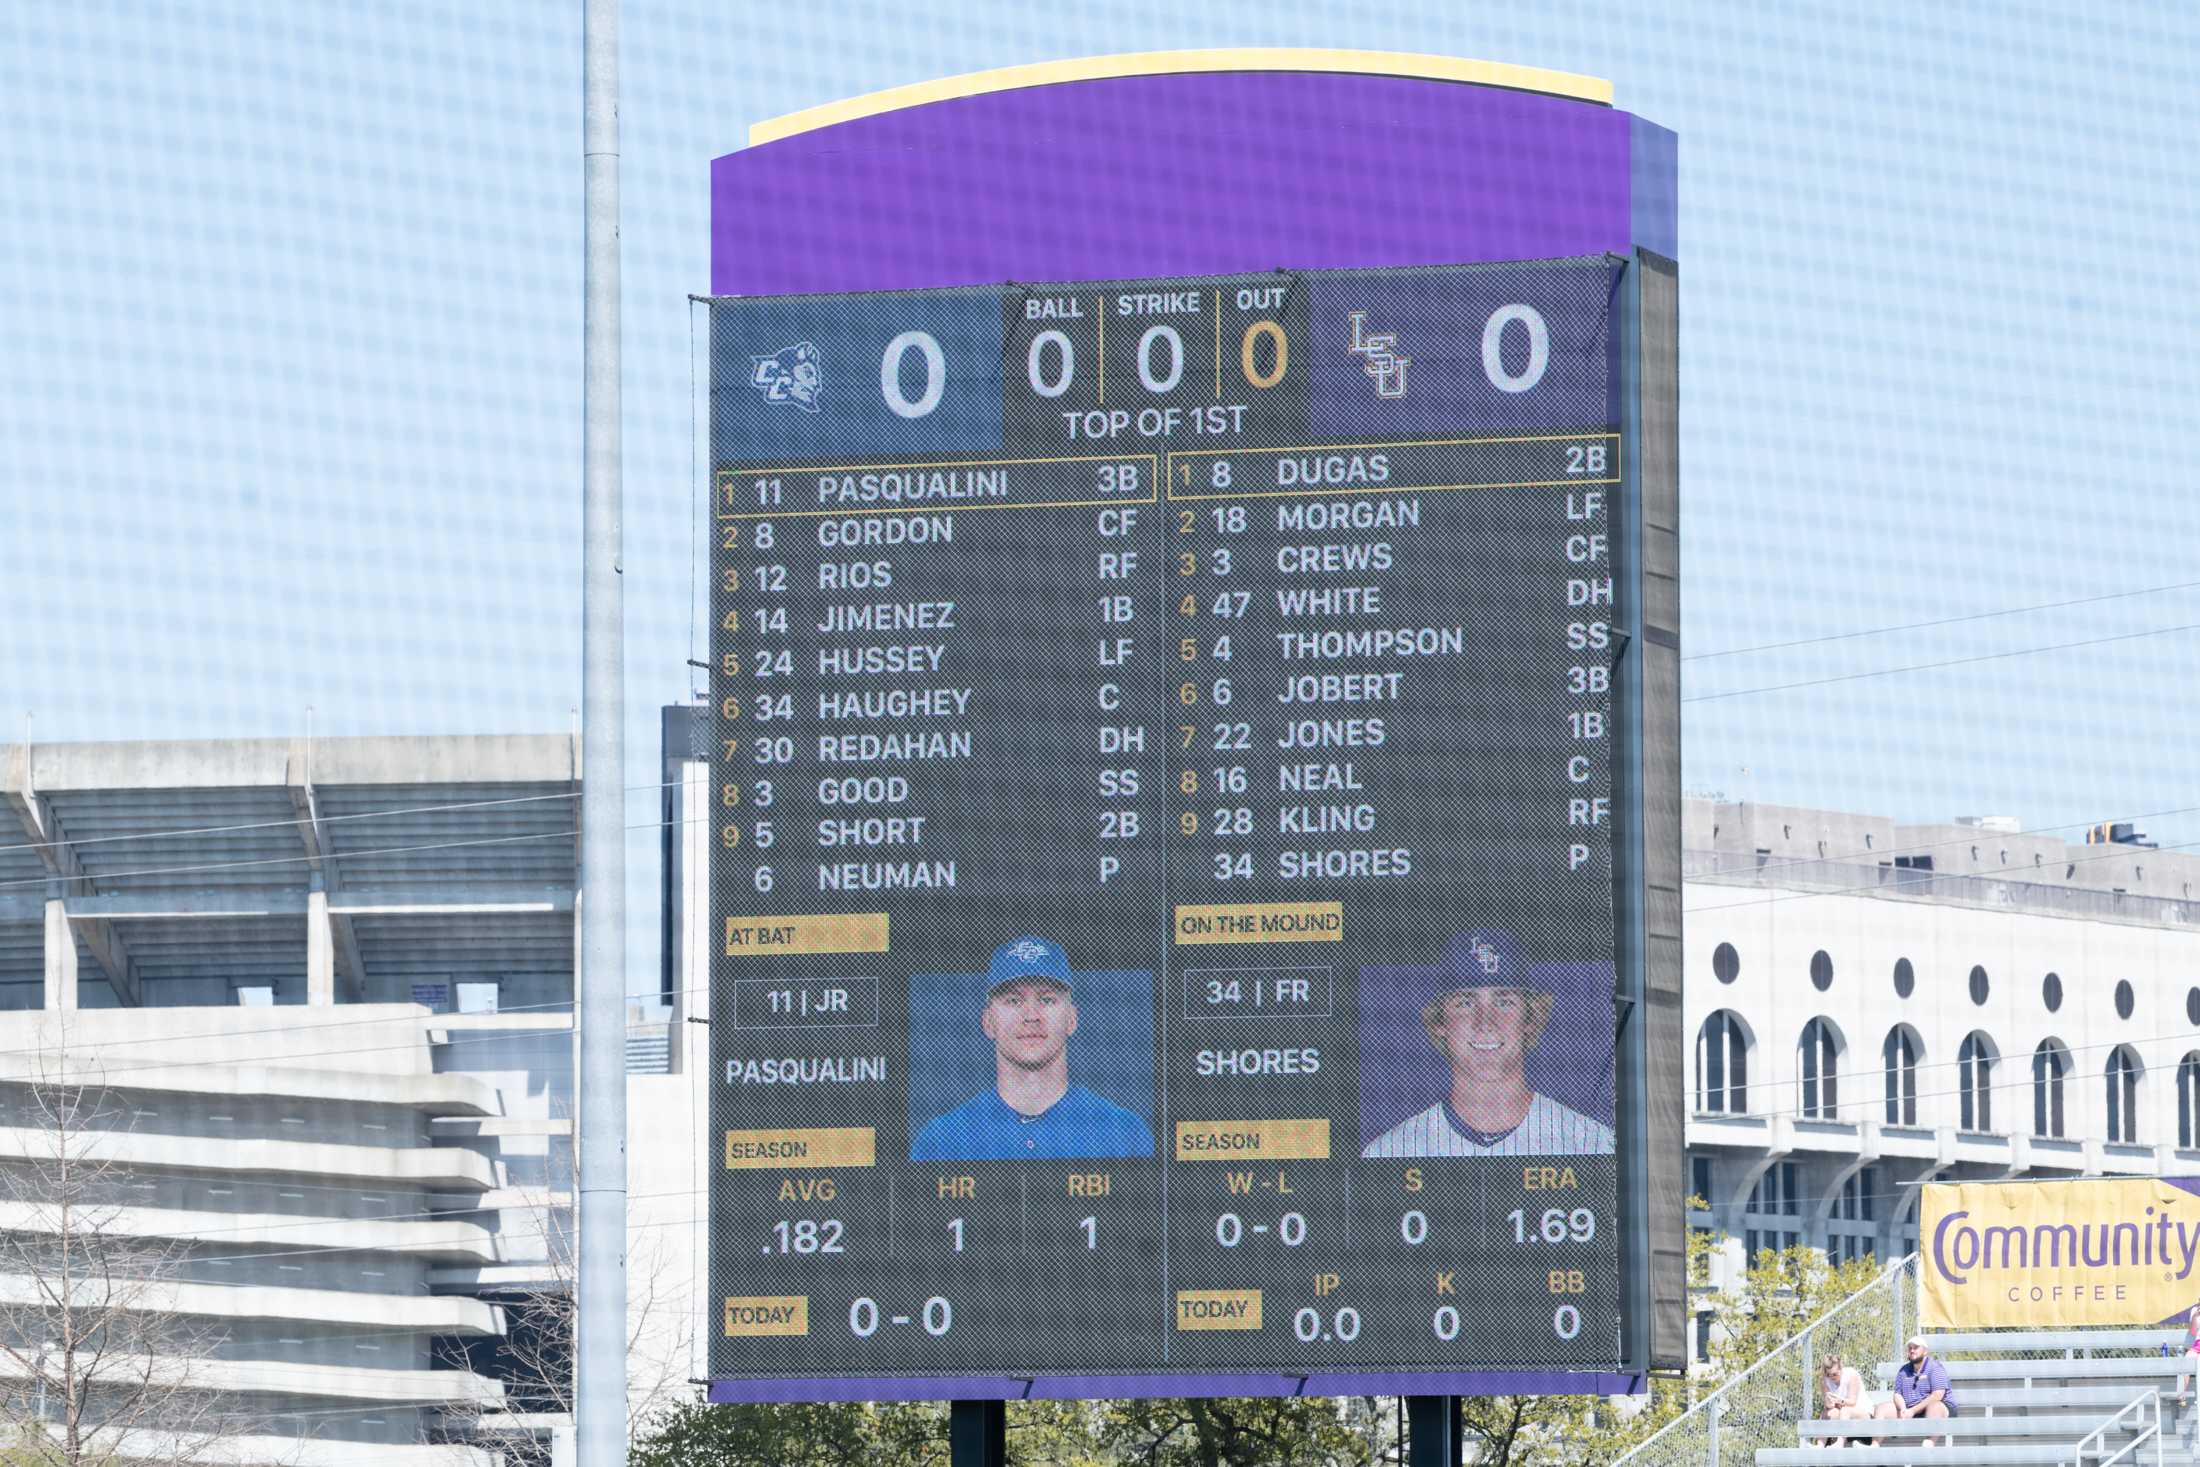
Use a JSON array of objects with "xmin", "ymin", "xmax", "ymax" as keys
[
  {"xmin": 0, "ymin": 734, "xmax": 700, "ymax": 1466},
  {"xmin": 1680, "ymin": 799, "xmax": 2200, "ymax": 1309},
  {"xmin": 6, "ymin": 722, "xmax": 2198, "ymax": 1452}
]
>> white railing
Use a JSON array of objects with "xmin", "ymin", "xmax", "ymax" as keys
[
  {"xmin": 2080, "ymin": 1389, "xmax": 2162, "ymax": 1467},
  {"xmin": 1612, "ymin": 1252, "xmax": 1917, "ymax": 1467}
]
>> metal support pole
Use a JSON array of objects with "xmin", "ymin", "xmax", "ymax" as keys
[
  {"xmin": 949, "ymin": 1400, "xmax": 1006, "ymax": 1467},
  {"xmin": 1800, "ymin": 1324, "xmax": 1814, "ymax": 1425},
  {"xmin": 1893, "ymin": 1260, "xmax": 1906, "ymax": 1369},
  {"xmin": 1406, "ymin": 1395, "xmax": 1459, "ymax": 1467},
  {"xmin": 577, "ymin": 1, "xmax": 626, "ymax": 1465}
]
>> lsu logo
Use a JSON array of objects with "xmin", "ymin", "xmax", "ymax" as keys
[
  {"xmin": 750, "ymin": 341, "xmax": 823, "ymax": 413},
  {"xmin": 1471, "ymin": 940, "xmax": 1502, "ymax": 976},
  {"xmin": 1345, "ymin": 312, "xmax": 1410, "ymax": 399}
]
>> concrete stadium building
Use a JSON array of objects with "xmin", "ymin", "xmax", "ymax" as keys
[
  {"xmin": 1682, "ymin": 800, "xmax": 2200, "ymax": 1289},
  {"xmin": 0, "ymin": 734, "xmax": 636, "ymax": 1465}
]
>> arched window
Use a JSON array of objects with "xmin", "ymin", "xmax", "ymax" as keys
[
  {"xmin": 1696, "ymin": 1010, "xmax": 1750, "ymax": 1114},
  {"xmin": 1881, "ymin": 1026, "xmax": 1920, "ymax": 1126},
  {"xmin": 1957, "ymin": 1032, "xmax": 1997, "ymax": 1133},
  {"xmin": 2178, "ymin": 1053, "xmax": 2200, "ymax": 1150},
  {"xmin": 1799, "ymin": 1018, "xmax": 1842, "ymax": 1121},
  {"xmin": 2033, "ymin": 1040, "xmax": 2069, "ymax": 1139},
  {"xmin": 2105, "ymin": 1046, "xmax": 2142, "ymax": 1144}
]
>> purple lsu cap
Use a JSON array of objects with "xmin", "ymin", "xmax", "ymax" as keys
[
  {"xmin": 1427, "ymin": 929, "xmax": 1541, "ymax": 1002},
  {"xmin": 987, "ymin": 936, "xmax": 1073, "ymax": 996}
]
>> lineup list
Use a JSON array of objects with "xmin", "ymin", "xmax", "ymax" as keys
[
  {"xmin": 709, "ymin": 262, "xmax": 1630, "ymax": 1379},
  {"xmin": 712, "ymin": 434, "xmax": 1615, "ymax": 909}
]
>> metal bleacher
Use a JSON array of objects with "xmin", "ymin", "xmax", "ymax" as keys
[{"xmin": 1755, "ymin": 1329, "xmax": 2196, "ymax": 1467}]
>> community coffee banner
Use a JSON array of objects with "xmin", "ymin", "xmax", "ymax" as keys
[{"xmin": 1921, "ymin": 1177, "xmax": 2200, "ymax": 1328}]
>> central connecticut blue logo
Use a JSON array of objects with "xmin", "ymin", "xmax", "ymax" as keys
[{"xmin": 750, "ymin": 341, "xmax": 823, "ymax": 413}]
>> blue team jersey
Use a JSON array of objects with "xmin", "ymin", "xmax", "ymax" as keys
[{"xmin": 910, "ymin": 1084, "xmax": 1154, "ymax": 1161}]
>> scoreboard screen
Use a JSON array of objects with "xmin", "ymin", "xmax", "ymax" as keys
[{"xmin": 708, "ymin": 258, "xmax": 1643, "ymax": 1392}]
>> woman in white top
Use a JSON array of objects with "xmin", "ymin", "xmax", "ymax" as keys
[{"xmin": 1818, "ymin": 1353, "xmax": 1873, "ymax": 1447}]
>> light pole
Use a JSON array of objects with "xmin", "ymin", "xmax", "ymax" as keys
[{"xmin": 576, "ymin": 1, "xmax": 628, "ymax": 1465}]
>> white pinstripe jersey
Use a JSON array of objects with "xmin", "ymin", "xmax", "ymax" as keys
[{"xmin": 1360, "ymin": 1093, "xmax": 1614, "ymax": 1158}]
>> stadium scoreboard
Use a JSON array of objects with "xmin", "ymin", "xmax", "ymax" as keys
[{"xmin": 706, "ymin": 258, "xmax": 1655, "ymax": 1389}]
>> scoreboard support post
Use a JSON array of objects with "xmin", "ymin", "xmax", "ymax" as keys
[
  {"xmin": 1407, "ymin": 1395, "xmax": 1462, "ymax": 1467},
  {"xmin": 949, "ymin": 1399, "xmax": 1006, "ymax": 1467},
  {"xmin": 1614, "ymin": 250, "xmax": 1653, "ymax": 1374}
]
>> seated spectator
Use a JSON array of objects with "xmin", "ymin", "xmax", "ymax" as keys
[
  {"xmin": 1816, "ymin": 1353, "xmax": 1873, "ymax": 1446},
  {"xmin": 1873, "ymin": 1335, "xmax": 1957, "ymax": 1447}
]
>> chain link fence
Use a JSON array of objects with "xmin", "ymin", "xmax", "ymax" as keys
[{"xmin": 1614, "ymin": 1253, "xmax": 1917, "ymax": 1467}]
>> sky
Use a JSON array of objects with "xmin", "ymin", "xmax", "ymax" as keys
[{"xmin": 3, "ymin": 1, "xmax": 2197, "ymax": 994}]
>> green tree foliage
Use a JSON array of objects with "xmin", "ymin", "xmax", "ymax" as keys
[
  {"xmin": 630, "ymin": 1399, "xmax": 944, "ymax": 1467},
  {"xmin": 633, "ymin": 1395, "xmax": 1373, "ymax": 1467},
  {"xmin": 1711, "ymin": 1243, "xmax": 1890, "ymax": 1380},
  {"xmin": 1093, "ymin": 1396, "xmax": 1372, "ymax": 1467}
]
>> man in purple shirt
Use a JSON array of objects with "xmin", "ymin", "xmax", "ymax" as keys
[{"xmin": 1874, "ymin": 1335, "xmax": 1956, "ymax": 1446}]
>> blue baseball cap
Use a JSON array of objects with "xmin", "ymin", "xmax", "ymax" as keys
[
  {"xmin": 1425, "ymin": 929, "xmax": 1540, "ymax": 1002},
  {"xmin": 987, "ymin": 936, "xmax": 1073, "ymax": 996}
]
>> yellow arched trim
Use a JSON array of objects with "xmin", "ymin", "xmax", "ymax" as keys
[{"xmin": 748, "ymin": 48, "xmax": 1610, "ymax": 147}]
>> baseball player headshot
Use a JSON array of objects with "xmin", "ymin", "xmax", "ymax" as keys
[
  {"xmin": 909, "ymin": 936, "xmax": 1156, "ymax": 1161},
  {"xmin": 1361, "ymin": 929, "xmax": 1615, "ymax": 1158}
]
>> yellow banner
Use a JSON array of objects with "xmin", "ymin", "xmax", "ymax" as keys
[
  {"xmin": 1174, "ymin": 1118, "xmax": 1331, "ymax": 1160},
  {"xmin": 1176, "ymin": 1289, "xmax": 1263, "ymax": 1331},
  {"xmin": 723, "ymin": 1127, "xmax": 877, "ymax": 1170},
  {"xmin": 1920, "ymin": 1176, "xmax": 2200, "ymax": 1328},
  {"xmin": 723, "ymin": 1296, "xmax": 809, "ymax": 1336},
  {"xmin": 1173, "ymin": 901, "xmax": 1342, "ymax": 944},
  {"xmin": 724, "ymin": 912, "xmax": 888, "ymax": 955}
]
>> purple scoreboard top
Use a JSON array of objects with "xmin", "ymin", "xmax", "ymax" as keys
[
  {"xmin": 714, "ymin": 55, "xmax": 1676, "ymax": 296},
  {"xmin": 707, "ymin": 53, "xmax": 1673, "ymax": 1405}
]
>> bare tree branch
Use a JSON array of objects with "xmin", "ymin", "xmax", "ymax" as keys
[
  {"xmin": 439, "ymin": 1091, "xmax": 691, "ymax": 1462},
  {"xmin": 0, "ymin": 1016, "xmax": 302, "ymax": 1467}
]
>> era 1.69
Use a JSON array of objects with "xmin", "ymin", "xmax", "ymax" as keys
[{"xmin": 1508, "ymin": 1207, "xmax": 1597, "ymax": 1243}]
